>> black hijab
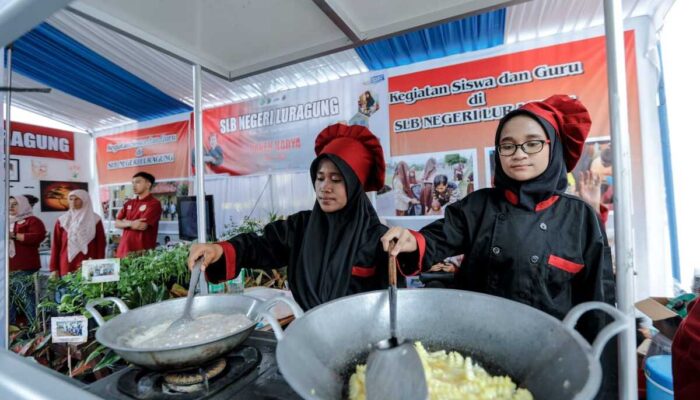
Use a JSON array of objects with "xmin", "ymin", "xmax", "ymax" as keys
[
  {"xmin": 493, "ymin": 110, "xmax": 568, "ymax": 211},
  {"xmin": 289, "ymin": 153, "xmax": 386, "ymax": 310}
]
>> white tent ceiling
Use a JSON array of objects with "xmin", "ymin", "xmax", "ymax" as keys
[
  {"xmin": 10, "ymin": 72, "xmax": 134, "ymax": 131},
  {"xmin": 5, "ymin": 0, "xmax": 674, "ymax": 132},
  {"xmin": 68, "ymin": 0, "xmax": 522, "ymax": 79},
  {"xmin": 505, "ymin": 0, "xmax": 673, "ymax": 43},
  {"xmin": 48, "ymin": 9, "xmax": 369, "ymax": 109}
]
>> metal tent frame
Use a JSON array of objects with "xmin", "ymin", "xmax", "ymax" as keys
[{"xmin": 1, "ymin": 0, "xmax": 642, "ymax": 397}]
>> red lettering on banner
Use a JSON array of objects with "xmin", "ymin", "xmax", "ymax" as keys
[
  {"xmin": 8, "ymin": 121, "xmax": 75, "ymax": 160},
  {"xmin": 248, "ymin": 137, "xmax": 301, "ymax": 153}
]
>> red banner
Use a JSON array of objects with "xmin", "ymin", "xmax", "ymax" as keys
[
  {"xmin": 95, "ymin": 121, "xmax": 190, "ymax": 185},
  {"xmin": 388, "ymin": 31, "xmax": 640, "ymax": 157},
  {"xmin": 9, "ymin": 121, "xmax": 75, "ymax": 160},
  {"xmin": 200, "ymin": 103, "xmax": 260, "ymax": 176},
  {"xmin": 199, "ymin": 72, "xmax": 389, "ymax": 176}
]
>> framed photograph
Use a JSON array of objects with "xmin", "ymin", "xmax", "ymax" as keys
[
  {"xmin": 484, "ymin": 147, "xmax": 496, "ymax": 188},
  {"xmin": 51, "ymin": 316, "xmax": 88, "ymax": 344},
  {"xmin": 39, "ymin": 180, "xmax": 89, "ymax": 212},
  {"xmin": 9, "ymin": 158, "xmax": 19, "ymax": 182},
  {"xmin": 82, "ymin": 259, "xmax": 120, "ymax": 283},
  {"xmin": 376, "ymin": 148, "xmax": 478, "ymax": 217}
]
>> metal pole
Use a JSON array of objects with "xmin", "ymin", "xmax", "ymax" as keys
[
  {"xmin": 192, "ymin": 64, "xmax": 208, "ymax": 294},
  {"xmin": 268, "ymin": 174, "xmax": 274, "ymax": 217},
  {"xmin": 603, "ymin": 0, "xmax": 637, "ymax": 398},
  {"xmin": 2, "ymin": 45, "xmax": 13, "ymax": 349},
  {"xmin": 655, "ymin": 44, "xmax": 681, "ymax": 283}
]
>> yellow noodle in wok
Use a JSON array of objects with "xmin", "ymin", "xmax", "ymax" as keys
[{"xmin": 348, "ymin": 342, "xmax": 534, "ymax": 400}]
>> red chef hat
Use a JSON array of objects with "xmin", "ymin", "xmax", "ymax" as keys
[
  {"xmin": 519, "ymin": 95, "xmax": 592, "ymax": 172},
  {"xmin": 315, "ymin": 124, "xmax": 386, "ymax": 192}
]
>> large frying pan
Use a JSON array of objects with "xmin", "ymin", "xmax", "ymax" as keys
[
  {"xmin": 264, "ymin": 289, "xmax": 627, "ymax": 400},
  {"xmin": 86, "ymin": 294, "xmax": 302, "ymax": 370}
]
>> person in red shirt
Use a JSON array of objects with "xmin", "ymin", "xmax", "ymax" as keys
[
  {"xmin": 49, "ymin": 189, "xmax": 106, "ymax": 277},
  {"xmin": 115, "ymin": 172, "xmax": 162, "ymax": 258},
  {"xmin": 8, "ymin": 195, "xmax": 46, "ymax": 324},
  {"xmin": 672, "ymin": 298, "xmax": 700, "ymax": 399}
]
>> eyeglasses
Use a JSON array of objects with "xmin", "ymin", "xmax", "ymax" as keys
[{"xmin": 496, "ymin": 140, "xmax": 550, "ymax": 156}]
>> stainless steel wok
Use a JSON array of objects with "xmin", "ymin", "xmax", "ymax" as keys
[
  {"xmin": 262, "ymin": 289, "xmax": 627, "ymax": 400},
  {"xmin": 86, "ymin": 294, "xmax": 302, "ymax": 370}
]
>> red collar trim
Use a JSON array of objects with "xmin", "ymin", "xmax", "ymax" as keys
[
  {"xmin": 535, "ymin": 195, "xmax": 560, "ymax": 211},
  {"xmin": 503, "ymin": 190, "xmax": 560, "ymax": 212},
  {"xmin": 504, "ymin": 190, "xmax": 518, "ymax": 205}
]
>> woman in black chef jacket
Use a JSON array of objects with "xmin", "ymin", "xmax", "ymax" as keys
[
  {"xmin": 187, "ymin": 124, "xmax": 404, "ymax": 311},
  {"xmin": 383, "ymin": 95, "xmax": 617, "ymax": 399}
]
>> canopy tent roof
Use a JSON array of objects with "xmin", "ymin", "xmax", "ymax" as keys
[
  {"xmin": 66, "ymin": 0, "xmax": 520, "ymax": 79},
  {"xmin": 0, "ymin": 0, "xmax": 680, "ymax": 392},
  {"xmin": 4, "ymin": 0, "xmax": 673, "ymax": 133}
]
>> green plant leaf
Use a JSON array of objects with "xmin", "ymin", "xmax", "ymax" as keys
[
  {"xmin": 93, "ymin": 350, "xmax": 122, "ymax": 372},
  {"xmin": 84, "ymin": 344, "xmax": 107, "ymax": 363}
]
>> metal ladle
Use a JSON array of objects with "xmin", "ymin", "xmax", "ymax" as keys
[
  {"xmin": 365, "ymin": 245, "xmax": 428, "ymax": 400},
  {"xmin": 166, "ymin": 260, "xmax": 202, "ymax": 333}
]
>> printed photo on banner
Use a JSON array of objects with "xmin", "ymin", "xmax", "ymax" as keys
[
  {"xmin": 82, "ymin": 259, "xmax": 120, "ymax": 283},
  {"xmin": 9, "ymin": 158, "xmax": 20, "ymax": 182},
  {"xmin": 39, "ymin": 181, "xmax": 89, "ymax": 212},
  {"xmin": 376, "ymin": 149, "xmax": 477, "ymax": 217},
  {"xmin": 567, "ymin": 136, "xmax": 616, "ymax": 256},
  {"xmin": 347, "ymin": 89, "xmax": 381, "ymax": 128},
  {"xmin": 568, "ymin": 137, "xmax": 613, "ymax": 210},
  {"xmin": 483, "ymin": 147, "xmax": 496, "ymax": 188},
  {"xmin": 51, "ymin": 315, "xmax": 88, "ymax": 343}
]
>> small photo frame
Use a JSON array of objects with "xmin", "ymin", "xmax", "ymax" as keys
[
  {"xmin": 405, "ymin": 276, "xmax": 425, "ymax": 289},
  {"xmin": 82, "ymin": 259, "xmax": 120, "ymax": 283},
  {"xmin": 39, "ymin": 180, "xmax": 89, "ymax": 212},
  {"xmin": 51, "ymin": 316, "xmax": 88, "ymax": 343},
  {"xmin": 9, "ymin": 158, "xmax": 19, "ymax": 182}
]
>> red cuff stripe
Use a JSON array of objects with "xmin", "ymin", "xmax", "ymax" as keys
[
  {"xmin": 410, "ymin": 230, "xmax": 426, "ymax": 273},
  {"xmin": 216, "ymin": 241, "xmax": 237, "ymax": 281},
  {"xmin": 351, "ymin": 266, "xmax": 376, "ymax": 278},
  {"xmin": 548, "ymin": 254, "xmax": 584, "ymax": 274}
]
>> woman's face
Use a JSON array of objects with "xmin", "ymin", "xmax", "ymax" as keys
[
  {"xmin": 435, "ymin": 183, "xmax": 447, "ymax": 194},
  {"xmin": 9, "ymin": 197, "xmax": 18, "ymax": 216},
  {"xmin": 69, "ymin": 195, "xmax": 83, "ymax": 210},
  {"xmin": 315, "ymin": 159, "xmax": 348, "ymax": 213},
  {"xmin": 498, "ymin": 115, "xmax": 550, "ymax": 181}
]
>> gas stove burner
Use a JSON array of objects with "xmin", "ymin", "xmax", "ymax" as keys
[
  {"xmin": 164, "ymin": 358, "xmax": 228, "ymax": 386},
  {"xmin": 116, "ymin": 345, "xmax": 261, "ymax": 399},
  {"xmin": 162, "ymin": 358, "xmax": 227, "ymax": 394},
  {"xmin": 86, "ymin": 331, "xmax": 303, "ymax": 400}
]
